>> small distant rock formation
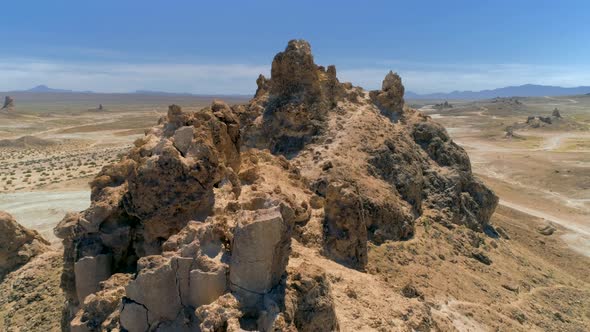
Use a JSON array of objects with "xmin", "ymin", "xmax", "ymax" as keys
[
  {"xmin": 504, "ymin": 126, "xmax": 516, "ymax": 139},
  {"xmin": 510, "ymin": 108, "xmax": 586, "ymax": 131},
  {"xmin": 539, "ymin": 116, "xmax": 552, "ymax": 124},
  {"xmin": 491, "ymin": 97, "xmax": 521, "ymax": 105},
  {"xmin": 0, "ymin": 135, "xmax": 57, "ymax": 148},
  {"xmin": 1, "ymin": 96, "xmax": 14, "ymax": 110},
  {"xmin": 89, "ymin": 103, "xmax": 106, "ymax": 112},
  {"xmin": 525, "ymin": 115, "xmax": 553, "ymax": 128},
  {"xmin": 55, "ymin": 40, "xmax": 498, "ymax": 331},
  {"xmin": 433, "ymin": 100, "xmax": 453, "ymax": 109},
  {"xmin": 0, "ymin": 211, "xmax": 50, "ymax": 279},
  {"xmin": 538, "ymin": 223, "xmax": 557, "ymax": 236}
]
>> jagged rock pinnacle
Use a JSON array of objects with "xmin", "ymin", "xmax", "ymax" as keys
[{"xmin": 370, "ymin": 71, "xmax": 405, "ymax": 121}]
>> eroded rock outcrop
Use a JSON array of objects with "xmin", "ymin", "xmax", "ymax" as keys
[
  {"xmin": 55, "ymin": 101, "xmax": 242, "ymax": 327},
  {"xmin": 244, "ymin": 39, "xmax": 344, "ymax": 156},
  {"xmin": 283, "ymin": 263, "xmax": 339, "ymax": 332},
  {"xmin": 57, "ymin": 39, "xmax": 498, "ymax": 331},
  {"xmin": 0, "ymin": 211, "xmax": 49, "ymax": 280},
  {"xmin": 370, "ymin": 71, "xmax": 405, "ymax": 121},
  {"xmin": 1, "ymin": 96, "xmax": 14, "ymax": 110}
]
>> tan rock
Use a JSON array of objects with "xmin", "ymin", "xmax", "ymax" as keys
[
  {"xmin": 370, "ymin": 71, "xmax": 405, "ymax": 121},
  {"xmin": 125, "ymin": 256, "xmax": 182, "ymax": 324},
  {"xmin": 189, "ymin": 268, "xmax": 227, "ymax": 307},
  {"xmin": 195, "ymin": 293, "xmax": 242, "ymax": 332},
  {"xmin": 74, "ymin": 254, "xmax": 113, "ymax": 303},
  {"xmin": 323, "ymin": 183, "xmax": 368, "ymax": 269},
  {"xmin": 120, "ymin": 301, "xmax": 149, "ymax": 332},
  {"xmin": 229, "ymin": 206, "xmax": 292, "ymax": 309},
  {"xmin": 0, "ymin": 211, "xmax": 49, "ymax": 279},
  {"xmin": 284, "ymin": 263, "xmax": 339, "ymax": 332}
]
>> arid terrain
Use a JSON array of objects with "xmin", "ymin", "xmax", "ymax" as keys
[
  {"xmin": 0, "ymin": 41, "xmax": 589, "ymax": 332},
  {"xmin": 412, "ymin": 95, "xmax": 590, "ymax": 257}
]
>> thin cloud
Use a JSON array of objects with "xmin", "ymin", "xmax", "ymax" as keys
[
  {"xmin": 0, "ymin": 58, "xmax": 589, "ymax": 95},
  {"xmin": 0, "ymin": 59, "xmax": 269, "ymax": 94},
  {"xmin": 339, "ymin": 63, "xmax": 590, "ymax": 93}
]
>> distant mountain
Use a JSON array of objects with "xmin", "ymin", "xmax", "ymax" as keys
[
  {"xmin": 24, "ymin": 85, "xmax": 93, "ymax": 93},
  {"xmin": 406, "ymin": 84, "xmax": 590, "ymax": 100},
  {"xmin": 4, "ymin": 86, "xmax": 247, "ymax": 97}
]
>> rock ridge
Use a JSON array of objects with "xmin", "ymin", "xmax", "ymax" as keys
[{"xmin": 55, "ymin": 39, "xmax": 498, "ymax": 331}]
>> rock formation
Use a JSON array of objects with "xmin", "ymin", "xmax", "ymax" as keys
[
  {"xmin": 1, "ymin": 96, "xmax": 14, "ymax": 110},
  {"xmin": 0, "ymin": 211, "xmax": 50, "ymax": 280},
  {"xmin": 56, "ymin": 40, "xmax": 498, "ymax": 331},
  {"xmin": 433, "ymin": 100, "xmax": 453, "ymax": 110},
  {"xmin": 552, "ymin": 107, "xmax": 561, "ymax": 118},
  {"xmin": 369, "ymin": 71, "xmax": 405, "ymax": 121},
  {"xmin": 0, "ymin": 135, "xmax": 57, "ymax": 148}
]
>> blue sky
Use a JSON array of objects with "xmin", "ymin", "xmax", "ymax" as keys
[{"xmin": 1, "ymin": 0, "xmax": 589, "ymax": 94}]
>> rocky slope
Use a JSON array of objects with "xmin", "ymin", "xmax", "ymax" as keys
[
  {"xmin": 49, "ymin": 40, "xmax": 504, "ymax": 331},
  {"xmin": 0, "ymin": 211, "xmax": 50, "ymax": 280},
  {"xmin": 0, "ymin": 212, "xmax": 62, "ymax": 331}
]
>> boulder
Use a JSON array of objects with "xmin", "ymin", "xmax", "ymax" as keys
[
  {"xmin": 195, "ymin": 294, "xmax": 242, "ymax": 332},
  {"xmin": 284, "ymin": 263, "xmax": 339, "ymax": 332},
  {"xmin": 74, "ymin": 254, "xmax": 113, "ymax": 303},
  {"xmin": 0, "ymin": 211, "xmax": 49, "ymax": 279},
  {"xmin": 538, "ymin": 224, "xmax": 557, "ymax": 236},
  {"xmin": 323, "ymin": 182, "xmax": 368, "ymax": 269},
  {"xmin": 120, "ymin": 301, "xmax": 149, "ymax": 332},
  {"xmin": 189, "ymin": 268, "xmax": 227, "ymax": 308},
  {"xmin": 229, "ymin": 207, "xmax": 292, "ymax": 309},
  {"xmin": 125, "ymin": 256, "xmax": 182, "ymax": 324},
  {"xmin": 70, "ymin": 273, "xmax": 132, "ymax": 332}
]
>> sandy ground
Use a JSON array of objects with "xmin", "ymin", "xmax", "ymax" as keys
[{"xmin": 0, "ymin": 190, "xmax": 89, "ymax": 244}]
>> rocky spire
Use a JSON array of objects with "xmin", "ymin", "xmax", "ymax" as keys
[
  {"xmin": 269, "ymin": 39, "xmax": 322, "ymax": 103},
  {"xmin": 1, "ymin": 96, "xmax": 14, "ymax": 109},
  {"xmin": 370, "ymin": 71, "xmax": 405, "ymax": 121}
]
